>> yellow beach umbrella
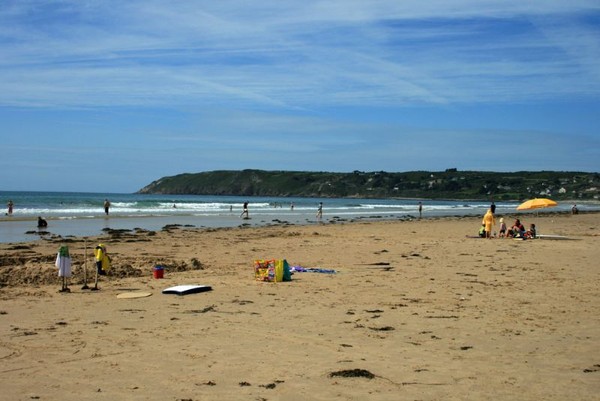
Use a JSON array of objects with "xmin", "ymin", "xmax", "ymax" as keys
[{"xmin": 516, "ymin": 198, "xmax": 558, "ymax": 211}]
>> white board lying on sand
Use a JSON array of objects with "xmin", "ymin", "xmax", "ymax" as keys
[
  {"xmin": 162, "ymin": 285, "xmax": 212, "ymax": 295},
  {"xmin": 537, "ymin": 234, "xmax": 572, "ymax": 240},
  {"xmin": 116, "ymin": 292, "xmax": 152, "ymax": 299}
]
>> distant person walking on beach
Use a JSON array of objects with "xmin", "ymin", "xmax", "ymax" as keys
[
  {"xmin": 6, "ymin": 200, "xmax": 14, "ymax": 215},
  {"xmin": 103, "ymin": 199, "xmax": 111, "ymax": 215},
  {"xmin": 316, "ymin": 202, "xmax": 323, "ymax": 221},
  {"xmin": 418, "ymin": 202, "xmax": 423, "ymax": 219},
  {"xmin": 490, "ymin": 201, "xmax": 496, "ymax": 215},
  {"xmin": 240, "ymin": 201, "xmax": 249, "ymax": 219}
]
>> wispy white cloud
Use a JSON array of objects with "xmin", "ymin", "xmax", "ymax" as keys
[{"xmin": 1, "ymin": 0, "xmax": 599, "ymax": 109}]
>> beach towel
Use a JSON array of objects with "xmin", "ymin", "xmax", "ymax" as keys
[{"xmin": 290, "ymin": 266, "xmax": 336, "ymax": 274}]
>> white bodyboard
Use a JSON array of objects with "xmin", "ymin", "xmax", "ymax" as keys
[{"xmin": 162, "ymin": 285, "xmax": 212, "ymax": 295}]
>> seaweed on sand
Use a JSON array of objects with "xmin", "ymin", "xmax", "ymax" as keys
[{"xmin": 329, "ymin": 369, "xmax": 375, "ymax": 379}]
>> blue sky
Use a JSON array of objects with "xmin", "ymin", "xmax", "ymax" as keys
[{"xmin": 1, "ymin": 1, "xmax": 599, "ymax": 193}]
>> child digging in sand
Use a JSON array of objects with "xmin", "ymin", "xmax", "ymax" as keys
[{"xmin": 478, "ymin": 224, "xmax": 486, "ymax": 238}]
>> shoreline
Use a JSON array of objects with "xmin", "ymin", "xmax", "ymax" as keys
[{"xmin": 1, "ymin": 207, "xmax": 596, "ymax": 245}]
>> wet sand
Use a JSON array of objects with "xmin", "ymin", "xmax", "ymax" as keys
[{"xmin": 1, "ymin": 213, "xmax": 599, "ymax": 400}]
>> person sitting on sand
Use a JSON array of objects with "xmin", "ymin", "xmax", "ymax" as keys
[
  {"xmin": 37, "ymin": 216, "xmax": 48, "ymax": 228},
  {"xmin": 524, "ymin": 223, "xmax": 537, "ymax": 239},
  {"xmin": 511, "ymin": 219, "xmax": 525, "ymax": 237}
]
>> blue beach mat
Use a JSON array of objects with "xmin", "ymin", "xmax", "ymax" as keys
[{"xmin": 290, "ymin": 266, "xmax": 337, "ymax": 274}]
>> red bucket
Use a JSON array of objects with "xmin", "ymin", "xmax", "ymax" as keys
[{"xmin": 153, "ymin": 266, "xmax": 164, "ymax": 279}]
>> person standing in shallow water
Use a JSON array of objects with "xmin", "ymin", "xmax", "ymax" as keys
[
  {"xmin": 104, "ymin": 199, "xmax": 111, "ymax": 215},
  {"xmin": 37, "ymin": 216, "xmax": 48, "ymax": 228},
  {"xmin": 7, "ymin": 200, "xmax": 14, "ymax": 215},
  {"xmin": 240, "ymin": 201, "xmax": 249, "ymax": 218},
  {"xmin": 418, "ymin": 202, "xmax": 423, "ymax": 219},
  {"xmin": 316, "ymin": 202, "xmax": 323, "ymax": 221}
]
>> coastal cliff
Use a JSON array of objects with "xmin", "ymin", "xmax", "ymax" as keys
[{"xmin": 137, "ymin": 169, "xmax": 599, "ymax": 200}]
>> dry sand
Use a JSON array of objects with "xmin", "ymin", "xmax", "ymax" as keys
[{"xmin": 1, "ymin": 213, "xmax": 599, "ymax": 401}]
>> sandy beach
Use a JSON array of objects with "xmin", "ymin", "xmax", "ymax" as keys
[{"xmin": 1, "ymin": 213, "xmax": 599, "ymax": 400}]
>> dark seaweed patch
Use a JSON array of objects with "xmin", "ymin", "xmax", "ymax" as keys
[
  {"xmin": 369, "ymin": 326, "xmax": 395, "ymax": 331},
  {"xmin": 329, "ymin": 369, "xmax": 375, "ymax": 379}
]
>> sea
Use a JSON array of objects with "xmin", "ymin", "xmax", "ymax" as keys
[{"xmin": 0, "ymin": 191, "xmax": 596, "ymax": 244}]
